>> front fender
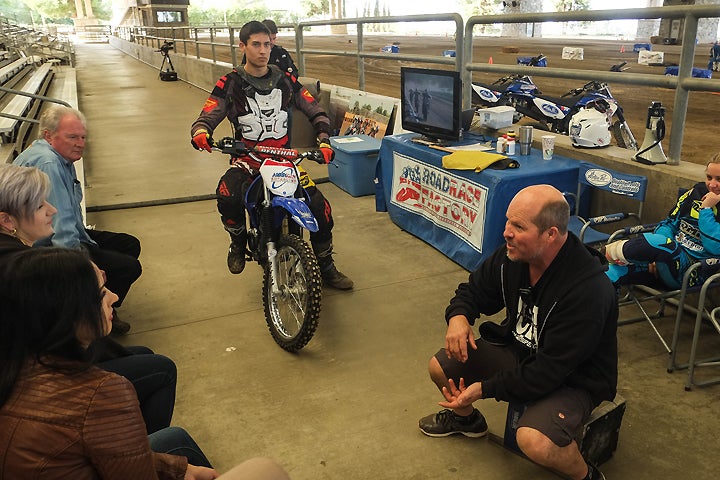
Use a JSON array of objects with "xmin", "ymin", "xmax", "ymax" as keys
[{"xmin": 271, "ymin": 197, "xmax": 319, "ymax": 232}]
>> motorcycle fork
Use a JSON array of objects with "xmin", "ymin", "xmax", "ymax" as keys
[{"xmin": 259, "ymin": 198, "xmax": 281, "ymax": 296}]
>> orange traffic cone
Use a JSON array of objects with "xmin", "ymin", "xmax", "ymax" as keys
[
  {"xmin": 620, "ymin": 45, "xmax": 625, "ymax": 53},
  {"xmin": 488, "ymin": 56, "xmax": 493, "ymax": 64}
]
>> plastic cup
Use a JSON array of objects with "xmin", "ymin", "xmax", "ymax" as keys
[{"xmin": 541, "ymin": 135, "xmax": 555, "ymax": 160}]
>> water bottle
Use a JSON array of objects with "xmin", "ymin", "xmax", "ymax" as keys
[
  {"xmin": 496, "ymin": 136, "xmax": 506, "ymax": 153},
  {"xmin": 506, "ymin": 135, "xmax": 516, "ymax": 155}
]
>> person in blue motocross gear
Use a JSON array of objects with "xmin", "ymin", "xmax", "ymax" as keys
[
  {"xmin": 605, "ymin": 151, "xmax": 720, "ymax": 289},
  {"xmin": 191, "ymin": 20, "xmax": 352, "ymax": 290}
]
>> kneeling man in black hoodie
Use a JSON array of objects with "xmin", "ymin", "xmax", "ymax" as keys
[{"xmin": 419, "ymin": 184, "xmax": 617, "ymax": 480}]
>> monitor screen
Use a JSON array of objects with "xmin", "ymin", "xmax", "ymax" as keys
[{"xmin": 400, "ymin": 67, "xmax": 462, "ymax": 144}]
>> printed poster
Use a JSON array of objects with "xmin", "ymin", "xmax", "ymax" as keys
[
  {"xmin": 339, "ymin": 93, "xmax": 393, "ymax": 138},
  {"xmin": 390, "ymin": 151, "xmax": 488, "ymax": 253}
]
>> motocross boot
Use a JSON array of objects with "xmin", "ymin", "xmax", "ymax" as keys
[
  {"xmin": 314, "ymin": 242, "xmax": 354, "ymax": 290},
  {"xmin": 225, "ymin": 225, "xmax": 247, "ymax": 275}
]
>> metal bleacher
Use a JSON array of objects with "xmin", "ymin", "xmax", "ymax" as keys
[{"xmin": 0, "ymin": 21, "xmax": 76, "ymax": 164}]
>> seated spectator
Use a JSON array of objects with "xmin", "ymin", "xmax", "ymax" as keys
[
  {"xmin": 0, "ymin": 163, "xmax": 176, "ymax": 434},
  {"xmin": 605, "ymin": 151, "xmax": 720, "ymax": 290},
  {"xmin": 0, "ymin": 248, "xmax": 290, "ymax": 480},
  {"xmin": 13, "ymin": 105, "xmax": 141, "ymax": 335}
]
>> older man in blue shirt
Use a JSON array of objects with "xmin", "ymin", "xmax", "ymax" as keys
[{"xmin": 14, "ymin": 105, "xmax": 141, "ymax": 334}]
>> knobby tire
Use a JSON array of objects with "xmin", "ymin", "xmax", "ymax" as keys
[{"xmin": 263, "ymin": 233, "xmax": 322, "ymax": 352}]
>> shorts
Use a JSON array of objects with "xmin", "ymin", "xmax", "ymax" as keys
[{"xmin": 434, "ymin": 339, "xmax": 594, "ymax": 447}]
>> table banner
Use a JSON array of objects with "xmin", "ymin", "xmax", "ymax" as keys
[{"xmin": 391, "ymin": 151, "xmax": 489, "ymax": 254}]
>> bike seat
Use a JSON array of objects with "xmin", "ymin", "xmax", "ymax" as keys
[
  {"xmin": 473, "ymin": 80, "xmax": 511, "ymax": 92},
  {"xmin": 535, "ymin": 93, "xmax": 581, "ymax": 108}
]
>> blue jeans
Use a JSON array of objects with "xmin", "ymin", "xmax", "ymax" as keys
[
  {"xmin": 148, "ymin": 426, "xmax": 213, "ymax": 468},
  {"xmin": 98, "ymin": 345, "xmax": 177, "ymax": 434}
]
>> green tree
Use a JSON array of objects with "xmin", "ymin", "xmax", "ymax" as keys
[
  {"xmin": 0, "ymin": 0, "xmax": 35, "ymax": 23},
  {"xmin": 302, "ymin": 0, "xmax": 330, "ymax": 17},
  {"xmin": 554, "ymin": 0, "xmax": 590, "ymax": 12},
  {"xmin": 460, "ymin": 0, "xmax": 501, "ymax": 34},
  {"xmin": 11, "ymin": 0, "xmax": 112, "ymax": 24},
  {"xmin": 460, "ymin": 0, "xmax": 500, "ymax": 18},
  {"xmin": 187, "ymin": 4, "xmax": 272, "ymax": 26},
  {"xmin": 553, "ymin": 0, "xmax": 590, "ymax": 32}
]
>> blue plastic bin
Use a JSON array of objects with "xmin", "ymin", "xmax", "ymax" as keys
[
  {"xmin": 328, "ymin": 135, "xmax": 383, "ymax": 197},
  {"xmin": 442, "ymin": 50, "xmax": 456, "ymax": 57},
  {"xmin": 633, "ymin": 43, "xmax": 651, "ymax": 52},
  {"xmin": 516, "ymin": 56, "xmax": 547, "ymax": 67},
  {"xmin": 664, "ymin": 66, "xmax": 712, "ymax": 78}
]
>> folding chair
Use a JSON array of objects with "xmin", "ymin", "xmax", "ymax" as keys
[
  {"xmin": 667, "ymin": 261, "xmax": 720, "ymax": 390},
  {"xmin": 609, "ymin": 225, "xmax": 720, "ymax": 359},
  {"xmin": 615, "ymin": 255, "xmax": 704, "ymax": 353},
  {"xmin": 567, "ymin": 162, "xmax": 648, "ymax": 247},
  {"xmin": 567, "ymin": 163, "xmax": 697, "ymax": 353}
]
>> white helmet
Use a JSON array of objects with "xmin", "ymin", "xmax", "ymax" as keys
[{"xmin": 569, "ymin": 100, "xmax": 612, "ymax": 148}]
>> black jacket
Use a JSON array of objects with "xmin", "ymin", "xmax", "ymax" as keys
[
  {"xmin": 0, "ymin": 233, "xmax": 132, "ymax": 361},
  {"xmin": 445, "ymin": 233, "xmax": 618, "ymax": 406},
  {"xmin": 0, "ymin": 233, "xmax": 25, "ymax": 259}
]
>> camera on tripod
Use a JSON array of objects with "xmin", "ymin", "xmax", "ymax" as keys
[
  {"xmin": 157, "ymin": 41, "xmax": 174, "ymax": 56},
  {"xmin": 156, "ymin": 41, "xmax": 177, "ymax": 81}
]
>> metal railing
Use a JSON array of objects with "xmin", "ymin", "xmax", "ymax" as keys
[
  {"xmin": 0, "ymin": 18, "xmax": 76, "ymax": 66},
  {"xmin": 114, "ymin": 6, "xmax": 720, "ymax": 165},
  {"xmin": 463, "ymin": 6, "xmax": 720, "ymax": 164}
]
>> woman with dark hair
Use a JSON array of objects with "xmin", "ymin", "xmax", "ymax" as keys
[
  {"xmin": 0, "ymin": 248, "xmax": 291, "ymax": 480},
  {"xmin": 0, "ymin": 163, "xmax": 176, "ymax": 434},
  {"xmin": 0, "ymin": 248, "xmax": 214, "ymax": 478}
]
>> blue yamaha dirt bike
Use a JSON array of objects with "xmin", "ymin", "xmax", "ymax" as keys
[
  {"xmin": 211, "ymin": 137, "xmax": 329, "ymax": 352},
  {"xmin": 525, "ymin": 80, "xmax": 637, "ymax": 149},
  {"xmin": 470, "ymin": 54, "xmax": 545, "ymax": 123},
  {"xmin": 472, "ymin": 54, "xmax": 637, "ymax": 149}
]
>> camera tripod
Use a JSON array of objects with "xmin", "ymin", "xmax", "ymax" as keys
[{"xmin": 159, "ymin": 52, "xmax": 177, "ymax": 81}]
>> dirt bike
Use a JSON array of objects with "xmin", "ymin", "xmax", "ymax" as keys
[
  {"xmin": 526, "ymin": 80, "xmax": 637, "ymax": 149},
  {"xmin": 472, "ymin": 55, "xmax": 637, "ymax": 149},
  {"xmin": 211, "ymin": 137, "xmax": 330, "ymax": 352},
  {"xmin": 470, "ymin": 54, "xmax": 545, "ymax": 123}
]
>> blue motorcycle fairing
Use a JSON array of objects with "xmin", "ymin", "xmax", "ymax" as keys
[{"xmin": 271, "ymin": 196, "xmax": 319, "ymax": 232}]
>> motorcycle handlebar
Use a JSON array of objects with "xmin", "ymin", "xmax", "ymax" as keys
[
  {"xmin": 210, "ymin": 137, "xmax": 328, "ymax": 165},
  {"xmin": 493, "ymin": 73, "xmax": 522, "ymax": 85},
  {"xmin": 562, "ymin": 80, "xmax": 608, "ymax": 97},
  {"xmin": 529, "ymin": 54, "xmax": 546, "ymax": 65}
]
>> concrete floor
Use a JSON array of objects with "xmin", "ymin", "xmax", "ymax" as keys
[{"xmin": 73, "ymin": 42, "xmax": 720, "ymax": 479}]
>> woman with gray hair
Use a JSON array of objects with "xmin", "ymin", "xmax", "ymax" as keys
[
  {"xmin": 0, "ymin": 163, "xmax": 57, "ymax": 249},
  {"xmin": 0, "ymin": 162, "xmax": 178, "ymax": 435}
]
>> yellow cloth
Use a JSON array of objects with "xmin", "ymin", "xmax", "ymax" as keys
[{"xmin": 441, "ymin": 151, "xmax": 515, "ymax": 172}]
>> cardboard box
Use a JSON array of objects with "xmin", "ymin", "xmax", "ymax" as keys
[
  {"xmin": 479, "ymin": 106, "xmax": 515, "ymax": 130},
  {"xmin": 328, "ymin": 135, "xmax": 383, "ymax": 197}
]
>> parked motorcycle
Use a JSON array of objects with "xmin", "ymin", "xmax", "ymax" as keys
[
  {"xmin": 470, "ymin": 54, "xmax": 545, "ymax": 122},
  {"xmin": 472, "ymin": 54, "xmax": 637, "ymax": 150},
  {"xmin": 527, "ymin": 80, "xmax": 637, "ymax": 150},
  {"xmin": 211, "ymin": 137, "xmax": 330, "ymax": 352}
]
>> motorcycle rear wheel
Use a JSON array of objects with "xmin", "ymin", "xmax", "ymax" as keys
[{"xmin": 263, "ymin": 233, "xmax": 322, "ymax": 352}]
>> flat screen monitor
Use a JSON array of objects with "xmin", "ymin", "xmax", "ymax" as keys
[{"xmin": 400, "ymin": 67, "xmax": 462, "ymax": 144}]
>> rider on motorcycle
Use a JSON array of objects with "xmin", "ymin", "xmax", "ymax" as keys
[{"xmin": 191, "ymin": 20, "xmax": 353, "ymax": 290}]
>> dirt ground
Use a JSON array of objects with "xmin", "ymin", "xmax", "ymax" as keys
[{"xmin": 278, "ymin": 35, "xmax": 719, "ymax": 165}]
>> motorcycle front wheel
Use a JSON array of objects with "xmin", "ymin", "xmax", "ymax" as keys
[
  {"xmin": 611, "ymin": 119, "xmax": 638, "ymax": 150},
  {"xmin": 263, "ymin": 233, "xmax": 322, "ymax": 352}
]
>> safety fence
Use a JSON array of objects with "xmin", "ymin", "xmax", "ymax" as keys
[{"xmin": 116, "ymin": 5, "xmax": 720, "ymax": 164}]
